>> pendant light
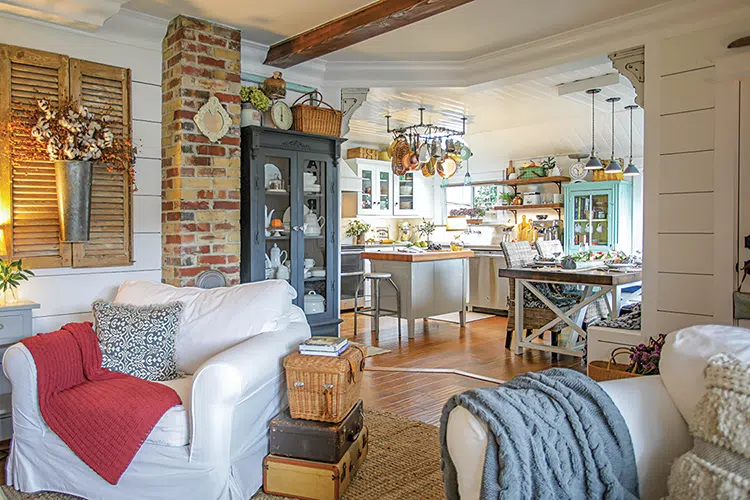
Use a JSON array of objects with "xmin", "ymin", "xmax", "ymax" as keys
[
  {"xmin": 604, "ymin": 97, "xmax": 622, "ymax": 173},
  {"xmin": 463, "ymin": 158, "xmax": 472, "ymax": 186},
  {"xmin": 623, "ymin": 104, "xmax": 641, "ymax": 176},
  {"xmin": 585, "ymin": 88, "xmax": 603, "ymax": 169}
]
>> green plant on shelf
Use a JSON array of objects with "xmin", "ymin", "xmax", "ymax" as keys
[{"xmin": 240, "ymin": 86, "xmax": 271, "ymax": 112}]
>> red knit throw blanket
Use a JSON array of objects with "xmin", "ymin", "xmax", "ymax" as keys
[{"xmin": 21, "ymin": 322, "xmax": 182, "ymax": 484}]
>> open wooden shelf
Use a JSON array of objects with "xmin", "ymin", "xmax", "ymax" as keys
[
  {"xmin": 471, "ymin": 176, "xmax": 571, "ymax": 187},
  {"xmin": 493, "ymin": 203, "xmax": 563, "ymax": 211}
]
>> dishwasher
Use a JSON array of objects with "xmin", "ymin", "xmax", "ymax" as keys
[{"xmin": 468, "ymin": 248, "xmax": 509, "ymax": 314}]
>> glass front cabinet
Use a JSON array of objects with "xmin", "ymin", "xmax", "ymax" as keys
[
  {"xmin": 241, "ymin": 126, "xmax": 345, "ymax": 336},
  {"xmin": 563, "ymin": 180, "xmax": 633, "ymax": 254}
]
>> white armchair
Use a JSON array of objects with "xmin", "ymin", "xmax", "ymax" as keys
[
  {"xmin": 3, "ymin": 282, "xmax": 310, "ymax": 500},
  {"xmin": 445, "ymin": 324, "xmax": 750, "ymax": 500}
]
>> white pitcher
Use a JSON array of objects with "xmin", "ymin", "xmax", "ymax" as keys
[
  {"xmin": 269, "ymin": 243, "xmax": 287, "ymax": 268},
  {"xmin": 304, "ymin": 212, "xmax": 325, "ymax": 235}
]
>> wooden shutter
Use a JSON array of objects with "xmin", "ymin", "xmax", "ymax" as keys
[
  {"xmin": 0, "ymin": 44, "xmax": 72, "ymax": 268},
  {"xmin": 69, "ymin": 59, "xmax": 133, "ymax": 267}
]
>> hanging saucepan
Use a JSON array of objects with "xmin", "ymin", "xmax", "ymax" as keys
[
  {"xmin": 417, "ymin": 141, "xmax": 432, "ymax": 164},
  {"xmin": 392, "ymin": 140, "xmax": 410, "ymax": 175},
  {"xmin": 437, "ymin": 156, "xmax": 458, "ymax": 179},
  {"xmin": 421, "ymin": 157, "xmax": 436, "ymax": 177},
  {"xmin": 388, "ymin": 135, "xmax": 407, "ymax": 157},
  {"xmin": 401, "ymin": 150, "xmax": 420, "ymax": 172}
]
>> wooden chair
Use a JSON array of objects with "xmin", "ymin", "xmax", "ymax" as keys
[{"xmin": 502, "ymin": 241, "xmax": 576, "ymax": 350}]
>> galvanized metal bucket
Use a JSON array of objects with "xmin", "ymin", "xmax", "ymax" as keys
[{"xmin": 54, "ymin": 160, "xmax": 93, "ymax": 242}]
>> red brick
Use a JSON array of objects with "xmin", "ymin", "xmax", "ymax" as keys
[
  {"xmin": 217, "ymin": 265, "xmax": 240, "ymax": 275},
  {"xmin": 184, "ymin": 134, "xmax": 210, "ymax": 144},
  {"xmin": 220, "ymin": 136, "xmax": 240, "ymax": 146},
  {"xmin": 197, "ymin": 56, "xmax": 225, "ymax": 69},
  {"xmin": 185, "ymin": 156, "xmax": 211, "ymax": 166},
  {"xmin": 180, "ymin": 200, "xmax": 210, "ymax": 210},
  {"xmin": 214, "ymin": 92, "xmax": 240, "ymax": 105},
  {"xmin": 214, "ymin": 222, "xmax": 235, "ymax": 231},
  {"xmin": 213, "ymin": 201, "xmax": 239, "ymax": 210},
  {"xmin": 181, "ymin": 65, "xmax": 213, "ymax": 78},
  {"xmin": 199, "ymin": 255, "xmax": 227, "ymax": 265},
  {"xmin": 196, "ymin": 145, "xmax": 225, "ymax": 156},
  {"xmin": 197, "ymin": 190, "xmax": 215, "ymax": 199},
  {"xmin": 176, "ymin": 266, "xmax": 210, "ymax": 278},
  {"xmin": 198, "ymin": 33, "xmax": 227, "ymax": 47},
  {"xmin": 227, "ymin": 255, "xmax": 239, "ymax": 264},
  {"xmin": 212, "ymin": 25, "xmax": 240, "ymax": 42},
  {"xmin": 174, "ymin": 109, "xmax": 196, "ymax": 120}
]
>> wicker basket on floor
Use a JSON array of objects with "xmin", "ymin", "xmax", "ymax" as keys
[
  {"xmin": 291, "ymin": 90, "xmax": 342, "ymax": 137},
  {"xmin": 588, "ymin": 348, "xmax": 642, "ymax": 382},
  {"xmin": 284, "ymin": 345, "xmax": 365, "ymax": 423}
]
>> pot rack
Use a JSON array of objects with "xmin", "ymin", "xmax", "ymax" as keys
[{"xmin": 385, "ymin": 107, "xmax": 467, "ymax": 145}]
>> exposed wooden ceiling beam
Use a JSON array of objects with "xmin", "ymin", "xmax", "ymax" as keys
[{"xmin": 264, "ymin": 0, "xmax": 475, "ymax": 69}]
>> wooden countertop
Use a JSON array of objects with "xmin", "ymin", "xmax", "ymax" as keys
[{"xmin": 360, "ymin": 250, "xmax": 474, "ymax": 262}]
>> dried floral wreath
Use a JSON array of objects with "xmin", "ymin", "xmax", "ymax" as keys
[{"xmin": 7, "ymin": 99, "xmax": 137, "ymax": 188}]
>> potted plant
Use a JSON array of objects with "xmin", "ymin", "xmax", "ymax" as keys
[
  {"xmin": 21, "ymin": 99, "xmax": 136, "ymax": 242},
  {"xmin": 0, "ymin": 259, "xmax": 33, "ymax": 305},
  {"xmin": 450, "ymin": 207, "xmax": 486, "ymax": 225},
  {"xmin": 499, "ymin": 192, "xmax": 514, "ymax": 206},
  {"xmin": 345, "ymin": 219, "xmax": 371, "ymax": 244},
  {"xmin": 416, "ymin": 218, "xmax": 436, "ymax": 243},
  {"xmin": 240, "ymin": 86, "xmax": 271, "ymax": 127}
]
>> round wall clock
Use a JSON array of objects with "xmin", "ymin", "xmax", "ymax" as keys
[
  {"xmin": 270, "ymin": 101, "xmax": 293, "ymax": 130},
  {"xmin": 569, "ymin": 160, "xmax": 587, "ymax": 182}
]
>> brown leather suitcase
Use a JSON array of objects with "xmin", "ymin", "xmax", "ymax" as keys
[
  {"xmin": 263, "ymin": 426, "xmax": 368, "ymax": 500},
  {"xmin": 270, "ymin": 400, "xmax": 364, "ymax": 464}
]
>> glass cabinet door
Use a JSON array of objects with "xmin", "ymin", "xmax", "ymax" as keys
[
  {"xmin": 377, "ymin": 169, "xmax": 391, "ymax": 213},
  {"xmin": 262, "ymin": 153, "xmax": 296, "ymax": 301},
  {"xmin": 361, "ymin": 168, "xmax": 374, "ymax": 211},
  {"xmin": 395, "ymin": 172, "xmax": 414, "ymax": 213},
  {"xmin": 590, "ymin": 193, "xmax": 610, "ymax": 248},
  {"xmin": 299, "ymin": 156, "xmax": 330, "ymax": 319},
  {"xmin": 572, "ymin": 194, "xmax": 591, "ymax": 248}
]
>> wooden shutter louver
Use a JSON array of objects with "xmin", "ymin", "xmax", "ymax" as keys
[
  {"xmin": 70, "ymin": 59, "xmax": 133, "ymax": 267},
  {"xmin": 0, "ymin": 44, "xmax": 72, "ymax": 268}
]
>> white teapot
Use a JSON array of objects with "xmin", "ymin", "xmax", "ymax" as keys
[
  {"xmin": 304, "ymin": 212, "xmax": 325, "ymax": 236},
  {"xmin": 269, "ymin": 243, "xmax": 287, "ymax": 268}
]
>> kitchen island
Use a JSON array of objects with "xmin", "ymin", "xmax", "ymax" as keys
[{"xmin": 360, "ymin": 250, "xmax": 474, "ymax": 338}]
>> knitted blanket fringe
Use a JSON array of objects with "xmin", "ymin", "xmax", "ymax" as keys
[
  {"xmin": 20, "ymin": 322, "xmax": 182, "ymax": 484},
  {"xmin": 440, "ymin": 368, "xmax": 639, "ymax": 500}
]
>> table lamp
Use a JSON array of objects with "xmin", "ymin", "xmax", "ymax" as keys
[{"xmin": 445, "ymin": 216, "xmax": 467, "ymax": 251}]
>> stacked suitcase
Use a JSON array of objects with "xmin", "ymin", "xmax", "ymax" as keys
[{"xmin": 263, "ymin": 345, "xmax": 367, "ymax": 500}]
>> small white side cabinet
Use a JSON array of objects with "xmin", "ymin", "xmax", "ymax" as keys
[{"xmin": 0, "ymin": 300, "xmax": 40, "ymax": 440}]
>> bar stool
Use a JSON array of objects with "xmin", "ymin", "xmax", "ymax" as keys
[{"xmin": 353, "ymin": 272, "xmax": 402, "ymax": 339}]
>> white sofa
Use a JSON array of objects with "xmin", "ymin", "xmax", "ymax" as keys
[
  {"xmin": 445, "ymin": 324, "xmax": 750, "ymax": 500},
  {"xmin": 3, "ymin": 280, "xmax": 310, "ymax": 500}
]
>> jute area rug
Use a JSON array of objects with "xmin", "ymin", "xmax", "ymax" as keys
[{"xmin": 1, "ymin": 409, "xmax": 445, "ymax": 500}]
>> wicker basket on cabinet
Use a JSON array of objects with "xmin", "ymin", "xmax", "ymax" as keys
[
  {"xmin": 283, "ymin": 345, "xmax": 365, "ymax": 423},
  {"xmin": 290, "ymin": 91, "xmax": 342, "ymax": 137}
]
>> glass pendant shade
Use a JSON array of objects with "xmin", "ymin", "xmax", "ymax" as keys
[
  {"xmin": 585, "ymin": 155, "xmax": 603, "ymax": 169},
  {"xmin": 623, "ymin": 162, "xmax": 640, "ymax": 176},
  {"xmin": 463, "ymin": 171, "xmax": 472, "ymax": 186},
  {"xmin": 605, "ymin": 159, "xmax": 622, "ymax": 173}
]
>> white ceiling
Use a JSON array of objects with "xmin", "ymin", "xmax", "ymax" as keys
[
  {"xmin": 346, "ymin": 56, "xmax": 644, "ymax": 167},
  {"xmin": 122, "ymin": 0, "xmax": 669, "ymax": 61}
]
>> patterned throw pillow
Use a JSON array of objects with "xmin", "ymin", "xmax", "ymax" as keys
[{"xmin": 92, "ymin": 300, "xmax": 183, "ymax": 381}]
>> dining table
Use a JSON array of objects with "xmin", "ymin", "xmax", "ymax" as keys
[{"xmin": 498, "ymin": 265, "xmax": 642, "ymax": 357}]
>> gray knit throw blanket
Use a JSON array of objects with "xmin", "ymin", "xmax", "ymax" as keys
[{"xmin": 440, "ymin": 368, "xmax": 639, "ymax": 500}]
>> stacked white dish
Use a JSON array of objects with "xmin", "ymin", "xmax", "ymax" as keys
[{"xmin": 304, "ymin": 172, "xmax": 320, "ymax": 192}]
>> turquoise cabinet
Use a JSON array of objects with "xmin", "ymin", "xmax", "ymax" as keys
[{"xmin": 563, "ymin": 181, "xmax": 633, "ymax": 254}]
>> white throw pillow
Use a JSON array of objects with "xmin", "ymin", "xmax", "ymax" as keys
[
  {"xmin": 659, "ymin": 324, "xmax": 750, "ymax": 426},
  {"xmin": 114, "ymin": 280, "xmax": 297, "ymax": 374}
]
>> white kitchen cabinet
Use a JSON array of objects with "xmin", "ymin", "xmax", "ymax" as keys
[{"xmin": 346, "ymin": 159, "xmax": 434, "ymax": 218}]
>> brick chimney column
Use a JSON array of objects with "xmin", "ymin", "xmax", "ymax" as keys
[{"xmin": 161, "ymin": 16, "xmax": 241, "ymax": 287}]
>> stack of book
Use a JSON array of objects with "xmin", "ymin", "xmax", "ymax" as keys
[{"xmin": 298, "ymin": 337, "xmax": 350, "ymax": 357}]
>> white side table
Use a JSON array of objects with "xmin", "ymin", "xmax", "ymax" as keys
[{"xmin": 0, "ymin": 300, "xmax": 40, "ymax": 440}]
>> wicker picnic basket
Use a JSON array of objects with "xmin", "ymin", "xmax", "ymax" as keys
[
  {"xmin": 588, "ymin": 347, "xmax": 642, "ymax": 382},
  {"xmin": 284, "ymin": 345, "xmax": 366, "ymax": 423},
  {"xmin": 291, "ymin": 90, "xmax": 342, "ymax": 137}
]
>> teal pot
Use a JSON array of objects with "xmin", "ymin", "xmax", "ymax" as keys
[{"xmin": 54, "ymin": 160, "xmax": 93, "ymax": 242}]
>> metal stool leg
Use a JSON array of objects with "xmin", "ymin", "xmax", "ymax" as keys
[
  {"xmin": 353, "ymin": 276, "xmax": 365, "ymax": 338},
  {"xmin": 373, "ymin": 279, "xmax": 381, "ymax": 339},
  {"xmin": 505, "ymin": 329, "xmax": 513, "ymax": 349},
  {"xmin": 388, "ymin": 278, "xmax": 401, "ymax": 338}
]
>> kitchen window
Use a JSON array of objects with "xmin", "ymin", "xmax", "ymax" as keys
[{"xmin": 445, "ymin": 185, "xmax": 500, "ymax": 214}]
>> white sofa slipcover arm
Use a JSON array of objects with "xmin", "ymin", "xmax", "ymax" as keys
[
  {"xmin": 3, "ymin": 345, "xmax": 46, "ymax": 434},
  {"xmin": 188, "ymin": 315, "xmax": 310, "ymax": 465},
  {"xmin": 600, "ymin": 376, "xmax": 692, "ymax": 500}
]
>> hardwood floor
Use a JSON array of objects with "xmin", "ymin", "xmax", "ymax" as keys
[{"xmin": 341, "ymin": 311, "xmax": 583, "ymax": 425}]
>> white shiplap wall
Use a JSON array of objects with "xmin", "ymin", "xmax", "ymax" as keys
[
  {"xmin": 643, "ymin": 14, "xmax": 750, "ymax": 335},
  {"xmin": 0, "ymin": 12, "xmax": 164, "ymax": 333}
]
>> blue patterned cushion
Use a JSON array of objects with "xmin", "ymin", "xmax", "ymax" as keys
[{"xmin": 92, "ymin": 300, "xmax": 183, "ymax": 381}]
